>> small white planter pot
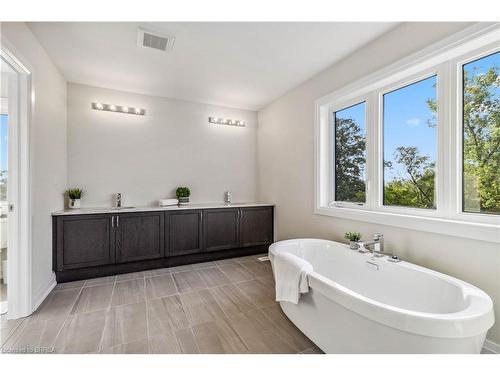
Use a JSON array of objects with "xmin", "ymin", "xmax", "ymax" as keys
[
  {"xmin": 349, "ymin": 241, "xmax": 359, "ymax": 250},
  {"xmin": 68, "ymin": 199, "xmax": 81, "ymax": 209},
  {"xmin": 178, "ymin": 197, "xmax": 190, "ymax": 205}
]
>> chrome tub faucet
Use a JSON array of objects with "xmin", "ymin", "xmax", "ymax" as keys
[{"xmin": 358, "ymin": 233, "xmax": 385, "ymax": 257}]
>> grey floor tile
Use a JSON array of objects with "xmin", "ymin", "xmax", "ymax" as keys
[
  {"xmin": 258, "ymin": 275, "xmax": 275, "ymax": 288},
  {"xmin": 111, "ymin": 278, "xmax": 145, "ymax": 307},
  {"xmin": 235, "ymin": 279, "xmax": 275, "ymax": 308},
  {"xmin": 210, "ymin": 284, "xmax": 256, "ymax": 317},
  {"xmin": 144, "ymin": 267, "xmax": 171, "ymax": 277},
  {"xmin": 239, "ymin": 260, "xmax": 273, "ymax": 278},
  {"xmin": 301, "ymin": 346, "xmax": 324, "ymax": 354},
  {"xmin": 145, "ymin": 274, "xmax": 177, "ymax": 300},
  {"xmin": 147, "ymin": 295, "xmax": 190, "ymax": 333},
  {"xmin": 261, "ymin": 304, "xmax": 314, "ymax": 352},
  {"xmin": 192, "ymin": 320, "xmax": 247, "ymax": 354},
  {"xmin": 101, "ymin": 302, "xmax": 147, "ymax": 350},
  {"xmin": 169, "ymin": 264, "xmax": 194, "ymax": 273},
  {"xmin": 2, "ymin": 318, "xmax": 65, "ymax": 353},
  {"xmin": 193, "ymin": 261, "xmax": 217, "ymax": 270},
  {"xmin": 116, "ymin": 271, "xmax": 145, "ymax": 282},
  {"xmin": 100, "ymin": 338, "xmax": 149, "ymax": 354},
  {"xmin": 31, "ymin": 288, "xmax": 81, "ymax": 321},
  {"xmin": 218, "ymin": 263, "xmax": 255, "ymax": 283},
  {"xmin": 84, "ymin": 275, "xmax": 116, "ymax": 287},
  {"xmin": 53, "ymin": 280, "xmax": 86, "ymax": 291},
  {"xmin": 214, "ymin": 258, "xmax": 237, "ymax": 265},
  {"xmin": 0, "ymin": 315, "xmax": 24, "ymax": 346},
  {"xmin": 225, "ymin": 311, "xmax": 296, "ymax": 354},
  {"xmin": 197, "ymin": 267, "xmax": 231, "ymax": 287},
  {"xmin": 179, "ymin": 289, "xmax": 225, "ymax": 326},
  {"xmin": 234, "ymin": 255, "xmax": 260, "ymax": 263},
  {"xmin": 148, "ymin": 334, "xmax": 181, "ymax": 354},
  {"xmin": 71, "ymin": 284, "xmax": 114, "ymax": 314},
  {"xmin": 174, "ymin": 328, "xmax": 199, "ymax": 354},
  {"xmin": 172, "ymin": 270, "xmax": 207, "ymax": 293},
  {"xmin": 53, "ymin": 310, "xmax": 106, "ymax": 354}
]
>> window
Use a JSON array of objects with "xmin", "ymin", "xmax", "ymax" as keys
[
  {"xmin": 462, "ymin": 52, "xmax": 499, "ymax": 215},
  {"xmin": 383, "ymin": 76, "xmax": 437, "ymax": 209},
  {"xmin": 334, "ymin": 102, "xmax": 366, "ymax": 204},
  {"xmin": 315, "ymin": 25, "xmax": 500, "ymax": 243}
]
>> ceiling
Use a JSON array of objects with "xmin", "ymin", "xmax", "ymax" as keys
[{"xmin": 28, "ymin": 22, "xmax": 397, "ymax": 110}]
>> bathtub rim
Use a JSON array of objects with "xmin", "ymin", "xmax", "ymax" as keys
[{"xmin": 269, "ymin": 238, "xmax": 495, "ymax": 339}]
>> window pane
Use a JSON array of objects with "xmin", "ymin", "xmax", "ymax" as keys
[
  {"xmin": 383, "ymin": 76, "xmax": 437, "ymax": 209},
  {"xmin": 334, "ymin": 102, "xmax": 366, "ymax": 203},
  {"xmin": 463, "ymin": 52, "xmax": 500, "ymax": 215}
]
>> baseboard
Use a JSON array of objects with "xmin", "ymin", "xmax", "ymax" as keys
[
  {"xmin": 32, "ymin": 272, "xmax": 56, "ymax": 312},
  {"xmin": 483, "ymin": 339, "xmax": 500, "ymax": 354}
]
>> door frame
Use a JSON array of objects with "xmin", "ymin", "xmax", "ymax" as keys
[{"xmin": 1, "ymin": 44, "xmax": 32, "ymax": 319}]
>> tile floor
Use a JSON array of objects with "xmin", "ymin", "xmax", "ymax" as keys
[{"xmin": 0, "ymin": 254, "xmax": 323, "ymax": 354}]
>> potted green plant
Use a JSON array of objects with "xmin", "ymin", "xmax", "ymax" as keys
[
  {"xmin": 65, "ymin": 188, "xmax": 86, "ymax": 209},
  {"xmin": 176, "ymin": 187, "xmax": 191, "ymax": 205},
  {"xmin": 344, "ymin": 231, "xmax": 362, "ymax": 250}
]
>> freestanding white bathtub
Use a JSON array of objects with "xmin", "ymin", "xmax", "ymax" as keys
[{"xmin": 269, "ymin": 239, "xmax": 494, "ymax": 354}]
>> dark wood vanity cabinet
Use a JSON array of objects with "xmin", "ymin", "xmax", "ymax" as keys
[
  {"xmin": 165, "ymin": 210, "xmax": 203, "ymax": 256},
  {"xmin": 53, "ymin": 205, "xmax": 273, "ymax": 282},
  {"xmin": 55, "ymin": 214, "xmax": 115, "ymax": 271},
  {"xmin": 203, "ymin": 208, "xmax": 240, "ymax": 252},
  {"xmin": 115, "ymin": 211, "xmax": 165, "ymax": 263},
  {"xmin": 239, "ymin": 206, "xmax": 274, "ymax": 247}
]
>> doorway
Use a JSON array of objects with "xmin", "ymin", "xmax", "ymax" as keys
[{"xmin": 0, "ymin": 45, "xmax": 31, "ymax": 319}]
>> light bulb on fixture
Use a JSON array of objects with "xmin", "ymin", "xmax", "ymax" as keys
[
  {"xmin": 122, "ymin": 107, "xmax": 129, "ymax": 113},
  {"xmin": 135, "ymin": 108, "xmax": 141, "ymax": 114},
  {"xmin": 109, "ymin": 105, "xmax": 117, "ymax": 111},
  {"xmin": 95, "ymin": 103, "xmax": 103, "ymax": 110}
]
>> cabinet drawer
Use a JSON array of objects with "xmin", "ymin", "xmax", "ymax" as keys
[{"xmin": 55, "ymin": 214, "xmax": 114, "ymax": 270}]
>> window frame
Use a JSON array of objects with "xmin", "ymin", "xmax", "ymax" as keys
[
  {"xmin": 314, "ymin": 24, "xmax": 500, "ymax": 243},
  {"xmin": 451, "ymin": 46, "xmax": 500, "ymax": 224},
  {"xmin": 329, "ymin": 98, "xmax": 369, "ymax": 209}
]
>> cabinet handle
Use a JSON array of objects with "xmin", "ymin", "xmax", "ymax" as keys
[
  {"xmin": 117, "ymin": 216, "xmax": 120, "ymax": 227},
  {"xmin": 111, "ymin": 216, "xmax": 115, "ymax": 227}
]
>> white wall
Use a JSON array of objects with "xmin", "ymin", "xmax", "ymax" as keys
[
  {"xmin": 67, "ymin": 83, "xmax": 257, "ymax": 207},
  {"xmin": 1, "ymin": 22, "xmax": 67, "ymax": 306},
  {"xmin": 257, "ymin": 22, "xmax": 500, "ymax": 345}
]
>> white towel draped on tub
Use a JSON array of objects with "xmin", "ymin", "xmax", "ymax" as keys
[{"xmin": 274, "ymin": 252, "xmax": 313, "ymax": 304}]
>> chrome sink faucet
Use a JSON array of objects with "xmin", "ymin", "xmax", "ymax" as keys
[
  {"xmin": 115, "ymin": 193, "xmax": 122, "ymax": 208},
  {"xmin": 358, "ymin": 233, "xmax": 385, "ymax": 257}
]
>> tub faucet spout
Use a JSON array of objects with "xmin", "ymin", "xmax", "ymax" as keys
[{"xmin": 358, "ymin": 233, "xmax": 385, "ymax": 257}]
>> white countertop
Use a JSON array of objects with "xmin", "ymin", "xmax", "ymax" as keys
[{"xmin": 52, "ymin": 202, "xmax": 274, "ymax": 216}]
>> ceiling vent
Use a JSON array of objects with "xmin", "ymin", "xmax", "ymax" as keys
[{"xmin": 137, "ymin": 28, "xmax": 175, "ymax": 52}]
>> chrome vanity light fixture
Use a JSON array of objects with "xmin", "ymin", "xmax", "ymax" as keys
[
  {"xmin": 92, "ymin": 102, "xmax": 146, "ymax": 116},
  {"xmin": 209, "ymin": 117, "xmax": 245, "ymax": 127}
]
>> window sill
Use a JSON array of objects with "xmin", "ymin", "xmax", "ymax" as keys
[{"xmin": 315, "ymin": 205, "xmax": 500, "ymax": 243}]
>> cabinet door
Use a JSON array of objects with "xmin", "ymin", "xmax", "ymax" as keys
[
  {"xmin": 56, "ymin": 214, "xmax": 114, "ymax": 271},
  {"xmin": 203, "ymin": 208, "xmax": 239, "ymax": 252},
  {"xmin": 115, "ymin": 212, "xmax": 165, "ymax": 263},
  {"xmin": 166, "ymin": 210, "xmax": 203, "ymax": 256},
  {"xmin": 239, "ymin": 207, "xmax": 274, "ymax": 247}
]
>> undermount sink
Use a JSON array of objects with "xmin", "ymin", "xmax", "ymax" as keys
[{"xmin": 110, "ymin": 206, "xmax": 135, "ymax": 210}]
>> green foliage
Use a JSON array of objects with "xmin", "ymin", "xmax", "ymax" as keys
[
  {"xmin": 384, "ymin": 146, "xmax": 435, "ymax": 209},
  {"xmin": 176, "ymin": 186, "xmax": 191, "ymax": 198},
  {"xmin": 335, "ymin": 118, "xmax": 366, "ymax": 202},
  {"xmin": 462, "ymin": 63, "xmax": 500, "ymax": 214},
  {"xmin": 344, "ymin": 231, "xmax": 362, "ymax": 242},
  {"xmin": 65, "ymin": 188, "xmax": 86, "ymax": 199}
]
